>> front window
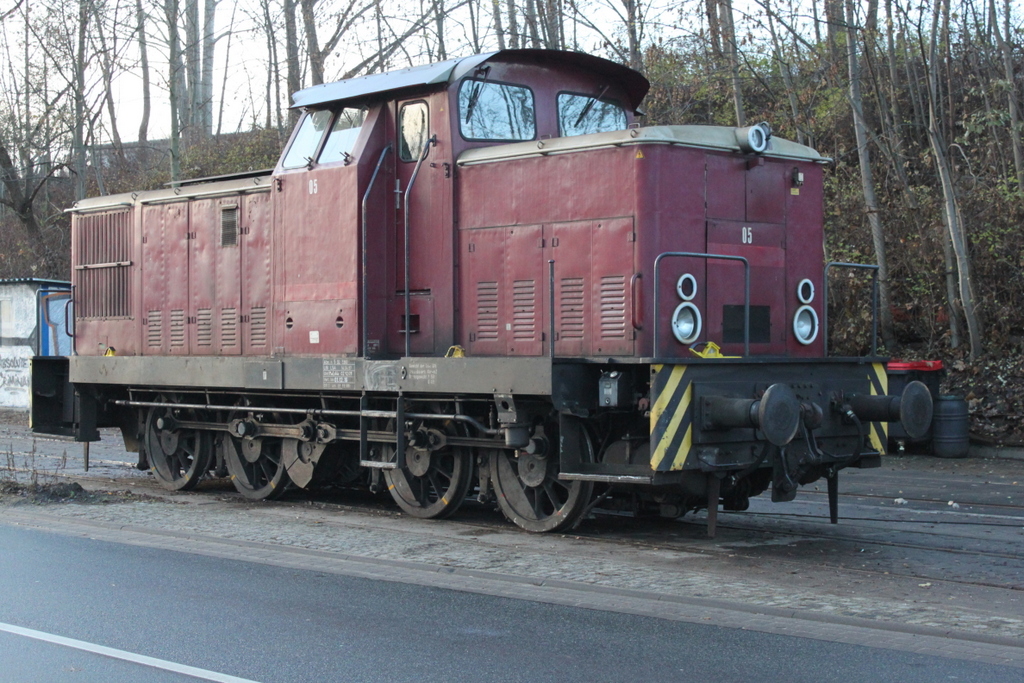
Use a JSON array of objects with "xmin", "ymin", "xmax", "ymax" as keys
[
  {"xmin": 458, "ymin": 79, "xmax": 536, "ymax": 141},
  {"xmin": 281, "ymin": 110, "xmax": 332, "ymax": 169},
  {"xmin": 558, "ymin": 93, "xmax": 627, "ymax": 137},
  {"xmin": 399, "ymin": 102, "xmax": 429, "ymax": 162},
  {"xmin": 319, "ymin": 107, "xmax": 367, "ymax": 164}
]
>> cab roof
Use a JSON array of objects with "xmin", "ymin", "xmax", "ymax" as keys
[{"xmin": 290, "ymin": 49, "xmax": 650, "ymax": 112}]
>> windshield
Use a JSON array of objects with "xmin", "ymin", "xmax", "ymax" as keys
[
  {"xmin": 558, "ymin": 93, "xmax": 627, "ymax": 137},
  {"xmin": 459, "ymin": 79, "xmax": 536, "ymax": 141}
]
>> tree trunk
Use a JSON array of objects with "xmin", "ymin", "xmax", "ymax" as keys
[
  {"xmin": 506, "ymin": 0, "xmax": 520, "ymax": 49},
  {"xmin": 926, "ymin": 0, "xmax": 982, "ymax": 358},
  {"xmin": 73, "ymin": 0, "xmax": 89, "ymax": 200},
  {"xmin": 91, "ymin": 2, "xmax": 123, "ymax": 161},
  {"xmin": 624, "ymin": 0, "xmax": 641, "ymax": 71},
  {"xmin": 492, "ymin": 0, "xmax": 506, "ymax": 49},
  {"xmin": 165, "ymin": 0, "xmax": 183, "ymax": 181},
  {"xmin": 184, "ymin": 0, "xmax": 200, "ymax": 134},
  {"xmin": 523, "ymin": 0, "xmax": 541, "ymax": 48},
  {"xmin": 200, "ymin": 0, "xmax": 218, "ymax": 137},
  {"xmin": 136, "ymin": 0, "xmax": 151, "ymax": 148},
  {"xmin": 435, "ymin": 0, "xmax": 447, "ymax": 60},
  {"xmin": 284, "ymin": 0, "xmax": 302, "ymax": 127},
  {"xmin": 992, "ymin": 0, "xmax": 1024, "ymax": 193},
  {"xmin": 300, "ymin": 0, "xmax": 325, "ymax": 85},
  {"xmin": 845, "ymin": 0, "xmax": 895, "ymax": 349},
  {"xmin": 705, "ymin": 0, "xmax": 722, "ymax": 57},
  {"xmin": 720, "ymin": 0, "xmax": 745, "ymax": 126}
]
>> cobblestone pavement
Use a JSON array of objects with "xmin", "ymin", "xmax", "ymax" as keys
[{"xmin": 1, "ymin": 420, "xmax": 1023, "ymax": 666}]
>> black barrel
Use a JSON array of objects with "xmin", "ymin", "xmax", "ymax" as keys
[{"xmin": 932, "ymin": 395, "xmax": 969, "ymax": 458}]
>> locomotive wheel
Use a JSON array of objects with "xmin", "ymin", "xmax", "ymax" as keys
[
  {"xmin": 224, "ymin": 436, "xmax": 291, "ymax": 500},
  {"xmin": 490, "ymin": 421, "xmax": 594, "ymax": 533},
  {"xmin": 383, "ymin": 423, "xmax": 474, "ymax": 519},
  {"xmin": 144, "ymin": 405, "xmax": 213, "ymax": 491}
]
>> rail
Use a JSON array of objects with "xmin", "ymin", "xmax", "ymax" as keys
[
  {"xmin": 361, "ymin": 144, "xmax": 392, "ymax": 357},
  {"xmin": 403, "ymin": 135, "xmax": 437, "ymax": 358},
  {"xmin": 822, "ymin": 262, "xmax": 879, "ymax": 357},
  {"xmin": 652, "ymin": 252, "xmax": 750, "ymax": 357}
]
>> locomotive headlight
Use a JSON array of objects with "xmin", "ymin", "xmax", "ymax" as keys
[
  {"xmin": 676, "ymin": 273, "xmax": 697, "ymax": 301},
  {"xmin": 797, "ymin": 278, "xmax": 814, "ymax": 304},
  {"xmin": 793, "ymin": 305, "xmax": 818, "ymax": 345},
  {"xmin": 671, "ymin": 302, "xmax": 702, "ymax": 344}
]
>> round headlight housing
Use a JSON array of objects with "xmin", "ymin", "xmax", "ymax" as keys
[
  {"xmin": 797, "ymin": 278, "xmax": 814, "ymax": 304},
  {"xmin": 671, "ymin": 303, "xmax": 702, "ymax": 344},
  {"xmin": 676, "ymin": 273, "xmax": 697, "ymax": 301},
  {"xmin": 793, "ymin": 305, "xmax": 818, "ymax": 345}
]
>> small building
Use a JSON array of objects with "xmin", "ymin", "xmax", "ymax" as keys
[{"xmin": 0, "ymin": 279, "xmax": 72, "ymax": 409}]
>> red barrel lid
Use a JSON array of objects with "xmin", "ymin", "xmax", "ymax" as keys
[{"xmin": 887, "ymin": 360, "xmax": 944, "ymax": 371}]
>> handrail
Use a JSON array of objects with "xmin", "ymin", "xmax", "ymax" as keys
[
  {"xmin": 403, "ymin": 135, "xmax": 437, "ymax": 358},
  {"xmin": 360, "ymin": 144, "xmax": 392, "ymax": 357},
  {"xmin": 548, "ymin": 260, "xmax": 556, "ymax": 360},
  {"xmin": 823, "ymin": 261, "xmax": 879, "ymax": 356},
  {"xmin": 652, "ymin": 252, "xmax": 750, "ymax": 358}
]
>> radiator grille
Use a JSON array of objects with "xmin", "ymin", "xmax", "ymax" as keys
[
  {"xmin": 221, "ymin": 308, "xmax": 238, "ymax": 348},
  {"xmin": 511, "ymin": 279, "xmax": 536, "ymax": 340},
  {"xmin": 196, "ymin": 308, "xmax": 213, "ymax": 346},
  {"xmin": 146, "ymin": 310, "xmax": 162, "ymax": 347},
  {"xmin": 249, "ymin": 306, "xmax": 267, "ymax": 347},
  {"xmin": 74, "ymin": 210, "xmax": 132, "ymax": 318},
  {"xmin": 170, "ymin": 309, "xmax": 186, "ymax": 347},
  {"xmin": 476, "ymin": 281, "xmax": 499, "ymax": 340},
  {"xmin": 559, "ymin": 277, "xmax": 585, "ymax": 339},
  {"xmin": 599, "ymin": 275, "xmax": 627, "ymax": 339}
]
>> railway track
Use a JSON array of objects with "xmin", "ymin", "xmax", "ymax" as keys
[{"xmin": 5, "ymin": 445, "xmax": 1024, "ymax": 594}]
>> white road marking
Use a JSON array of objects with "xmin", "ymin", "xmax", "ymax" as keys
[{"xmin": 0, "ymin": 621, "xmax": 260, "ymax": 683}]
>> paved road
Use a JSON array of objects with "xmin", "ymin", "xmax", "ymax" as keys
[{"xmin": 0, "ymin": 524, "xmax": 1018, "ymax": 683}]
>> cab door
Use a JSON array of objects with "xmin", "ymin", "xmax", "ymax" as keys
[{"xmin": 386, "ymin": 94, "xmax": 453, "ymax": 356}]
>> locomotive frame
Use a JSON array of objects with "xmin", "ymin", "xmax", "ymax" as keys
[{"xmin": 31, "ymin": 49, "xmax": 932, "ymax": 535}]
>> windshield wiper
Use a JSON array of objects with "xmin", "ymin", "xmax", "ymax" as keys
[
  {"xmin": 464, "ymin": 66, "xmax": 491, "ymax": 123},
  {"xmin": 573, "ymin": 85, "xmax": 610, "ymax": 128}
]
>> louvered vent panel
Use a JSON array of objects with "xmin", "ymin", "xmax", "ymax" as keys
[
  {"xmin": 476, "ymin": 281, "xmax": 499, "ymax": 340},
  {"xmin": 75, "ymin": 210, "xmax": 132, "ymax": 318},
  {"xmin": 599, "ymin": 275, "xmax": 627, "ymax": 339},
  {"xmin": 147, "ymin": 310, "xmax": 162, "ymax": 347},
  {"xmin": 196, "ymin": 309, "xmax": 213, "ymax": 346},
  {"xmin": 170, "ymin": 309, "xmax": 186, "ymax": 347},
  {"xmin": 512, "ymin": 280, "xmax": 536, "ymax": 340},
  {"xmin": 221, "ymin": 308, "xmax": 238, "ymax": 348},
  {"xmin": 249, "ymin": 306, "xmax": 267, "ymax": 347},
  {"xmin": 221, "ymin": 207, "xmax": 238, "ymax": 247},
  {"xmin": 560, "ymin": 278, "xmax": 585, "ymax": 339}
]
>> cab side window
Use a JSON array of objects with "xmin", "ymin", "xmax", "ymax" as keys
[
  {"xmin": 281, "ymin": 110, "xmax": 333, "ymax": 169},
  {"xmin": 558, "ymin": 93, "xmax": 627, "ymax": 137},
  {"xmin": 458, "ymin": 80, "xmax": 536, "ymax": 141},
  {"xmin": 399, "ymin": 102, "xmax": 429, "ymax": 162},
  {"xmin": 319, "ymin": 107, "xmax": 367, "ymax": 164}
]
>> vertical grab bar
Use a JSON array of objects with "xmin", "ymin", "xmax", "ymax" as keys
[
  {"xmin": 823, "ymin": 262, "xmax": 879, "ymax": 357},
  {"xmin": 361, "ymin": 144, "xmax": 393, "ymax": 358},
  {"xmin": 549, "ymin": 260, "xmax": 556, "ymax": 360},
  {"xmin": 403, "ymin": 135, "xmax": 436, "ymax": 358},
  {"xmin": 652, "ymin": 252, "xmax": 750, "ymax": 358}
]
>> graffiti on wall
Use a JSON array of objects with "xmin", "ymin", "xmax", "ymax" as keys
[{"xmin": 0, "ymin": 346, "xmax": 32, "ymax": 409}]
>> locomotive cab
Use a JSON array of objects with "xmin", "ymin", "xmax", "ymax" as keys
[{"xmin": 36, "ymin": 50, "xmax": 931, "ymax": 536}]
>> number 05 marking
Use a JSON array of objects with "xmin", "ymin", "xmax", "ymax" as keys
[
  {"xmin": 741, "ymin": 227, "xmax": 753, "ymax": 244},
  {"xmin": 308, "ymin": 179, "xmax": 318, "ymax": 195}
]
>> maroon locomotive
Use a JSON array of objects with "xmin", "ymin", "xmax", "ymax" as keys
[{"xmin": 32, "ymin": 50, "xmax": 931, "ymax": 534}]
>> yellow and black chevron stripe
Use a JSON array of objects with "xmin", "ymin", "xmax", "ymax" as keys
[
  {"xmin": 649, "ymin": 365, "xmax": 694, "ymax": 471},
  {"xmin": 866, "ymin": 362, "xmax": 888, "ymax": 454}
]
